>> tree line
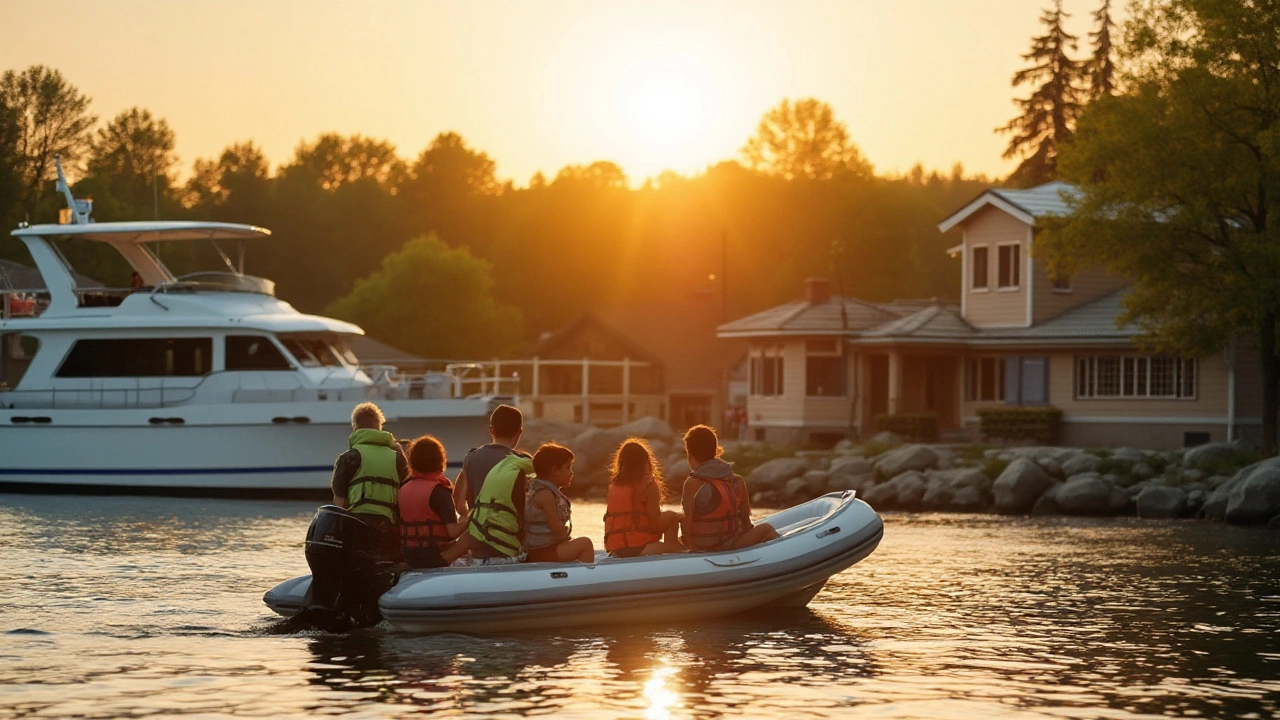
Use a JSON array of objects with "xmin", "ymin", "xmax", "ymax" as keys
[{"xmin": 0, "ymin": 70, "xmax": 990, "ymax": 359}]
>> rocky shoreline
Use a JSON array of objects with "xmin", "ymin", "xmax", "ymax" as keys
[{"xmin": 518, "ymin": 418, "xmax": 1280, "ymax": 527}]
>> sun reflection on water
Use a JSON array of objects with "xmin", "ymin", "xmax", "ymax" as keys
[{"xmin": 643, "ymin": 662, "xmax": 681, "ymax": 720}]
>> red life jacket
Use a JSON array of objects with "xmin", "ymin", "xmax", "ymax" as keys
[
  {"xmin": 398, "ymin": 472, "xmax": 453, "ymax": 549},
  {"xmin": 687, "ymin": 476, "xmax": 743, "ymax": 551},
  {"xmin": 604, "ymin": 478, "xmax": 661, "ymax": 553}
]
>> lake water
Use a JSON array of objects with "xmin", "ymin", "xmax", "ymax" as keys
[{"xmin": 1, "ymin": 494, "xmax": 1278, "ymax": 719}]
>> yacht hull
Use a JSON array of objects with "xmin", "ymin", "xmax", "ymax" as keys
[{"xmin": 0, "ymin": 400, "xmax": 491, "ymax": 496}]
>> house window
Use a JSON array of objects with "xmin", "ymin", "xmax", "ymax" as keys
[
  {"xmin": 998, "ymin": 244, "xmax": 1021, "ymax": 289},
  {"xmin": 56, "ymin": 338, "xmax": 212, "ymax": 378},
  {"xmin": 750, "ymin": 346, "xmax": 784, "ymax": 397},
  {"xmin": 1051, "ymin": 272, "xmax": 1072, "ymax": 291},
  {"xmin": 964, "ymin": 357, "xmax": 1005, "ymax": 402},
  {"xmin": 971, "ymin": 246, "xmax": 989, "ymax": 290},
  {"xmin": 1075, "ymin": 355, "xmax": 1197, "ymax": 399},
  {"xmin": 805, "ymin": 339, "xmax": 845, "ymax": 397}
]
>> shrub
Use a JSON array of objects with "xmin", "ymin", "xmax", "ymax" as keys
[
  {"xmin": 977, "ymin": 406, "xmax": 1062, "ymax": 444},
  {"xmin": 960, "ymin": 445, "xmax": 992, "ymax": 461},
  {"xmin": 1201, "ymin": 450, "xmax": 1266, "ymax": 478},
  {"xmin": 860, "ymin": 440, "xmax": 901, "ymax": 458},
  {"xmin": 874, "ymin": 413, "xmax": 939, "ymax": 442},
  {"xmin": 722, "ymin": 444, "xmax": 799, "ymax": 477},
  {"xmin": 982, "ymin": 456, "xmax": 1010, "ymax": 479}
]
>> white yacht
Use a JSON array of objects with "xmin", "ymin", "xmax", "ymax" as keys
[{"xmin": 0, "ymin": 164, "xmax": 498, "ymax": 496}]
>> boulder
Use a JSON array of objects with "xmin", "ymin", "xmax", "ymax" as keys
[
  {"xmin": 746, "ymin": 457, "xmax": 809, "ymax": 491},
  {"xmin": 784, "ymin": 476, "xmax": 816, "ymax": 505},
  {"xmin": 801, "ymin": 470, "xmax": 832, "ymax": 496},
  {"xmin": 1186, "ymin": 489, "xmax": 1207, "ymax": 513},
  {"xmin": 829, "ymin": 473, "xmax": 876, "ymax": 496},
  {"xmin": 568, "ymin": 427, "xmax": 629, "ymax": 472},
  {"xmin": 1224, "ymin": 457, "xmax": 1280, "ymax": 525},
  {"xmin": 1057, "ymin": 475, "xmax": 1114, "ymax": 515},
  {"xmin": 1183, "ymin": 441, "xmax": 1236, "ymax": 470},
  {"xmin": 615, "ymin": 416, "xmax": 675, "ymax": 442},
  {"xmin": 830, "ymin": 455, "xmax": 874, "ymax": 478},
  {"xmin": 1108, "ymin": 486, "xmax": 1134, "ymax": 515},
  {"xmin": 1031, "ymin": 483, "xmax": 1064, "ymax": 515},
  {"xmin": 868, "ymin": 431, "xmax": 902, "ymax": 445},
  {"xmin": 949, "ymin": 486, "xmax": 988, "ymax": 512},
  {"xmin": 833, "ymin": 439, "xmax": 857, "ymax": 453},
  {"xmin": 1202, "ymin": 473, "xmax": 1245, "ymax": 521},
  {"xmin": 1180, "ymin": 468, "xmax": 1206, "ymax": 484},
  {"xmin": 663, "ymin": 457, "xmax": 691, "ymax": 487},
  {"xmin": 874, "ymin": 444, "xmax": 939, "ymax": 478},
  {"xmin": 1137, "ymin": 486, "xmax": 1187, "ymax": 519},
  {"xmin": 1112, "ymin": 447, "xmax": 1149, "ymax": 463},
  {"xmin": 1061, "ymin": 453, "xmax": 1102, "ymax": 477},
  {"xmin": 1130, "ymin": 462, "xmax": 1155, "ymax": 481},
  {"xmin": 862, "ymin": 470, "xmax": 928, "ymax": 511},
  {"xmin": 921, "ymin": 470, "xmax": 991, "ymax": 512},
  {"xmin": 993, "ymin": 458, "xmax": 1055, "ymax": 514},
  {"xmin": 1207, "ymin": 475, "xmax": 1233, "ymax": 490},
  {"xmin": 751, "ymin": 490, "xmax": 782, "ymax": 508},
  {"xmin": 1037, "ymin": 457, "xmax": 1065, "ymax": 479}
]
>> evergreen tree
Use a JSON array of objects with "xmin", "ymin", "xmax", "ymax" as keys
[
  {"xmin": 1087, "ymin": 0, "xmax": 1117, "ymax": 98},
  {"xmin": 998, "ymin": 0, "xmax": 1086, "ymax": 187}
]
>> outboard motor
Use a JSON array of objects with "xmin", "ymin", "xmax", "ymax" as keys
[{"xmin": 294, "ymin": 505, "xmax": 399, "ymax": 631}]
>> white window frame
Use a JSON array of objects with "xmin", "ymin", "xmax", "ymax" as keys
[
  {"xmin": 964, "ymin": 356, "xmax": 1005, "ymax": 402},
  {"xmin": 971, "ymin": 245, "xmax": 989, "ymax": 292},
  {"xmin": 997, "ymin": 243, "xmax": 1021, "ymax": 290},
  {"xmin": 1074, "ymin": 355, "xmax": 1198, "ymax": 400},
  {"xmin": 749, "ymin": 345, "xmax": 786, "ymax": 398}
]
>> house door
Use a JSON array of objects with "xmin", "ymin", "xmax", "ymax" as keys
[
  {"xmin": 867, "ymin": 354, "xmax": 889, "ymax": 420},
  {"xmin": 925, "ymin": 356, "xmax": 960, "ymax": 428}
]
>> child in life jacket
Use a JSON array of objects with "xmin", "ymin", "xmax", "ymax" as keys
[
  {"xmin": 603, "ymin": 438, "xmax": 684, "ymax": 557},
  {"xmin": 524, "ymin": 443, "xmax": 595, "ymax": 563},
  {"xmin": 681, "ymin": 424, "xmax": 778, "ymax": 552},
  {"xmin": 397, "ymin": 435, "xmax": 469, "ymax": 568}
]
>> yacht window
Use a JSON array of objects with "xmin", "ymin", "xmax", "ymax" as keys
[
  {"xmin": 332, "ymin": 337, "xmax": 360, "ymax": 366},
  {"xmin": 1, "ymin": 333, "xmax": 41, "ymax": 389},
  {"xmin": 281, "ymin": 338, "xmax": 343, "ymax": 367},
  {"xmin": 226, "ymin": 336, "xmax": 292, "ymax": 371},
  {"xmin": 57, "ymin": 338, "xmax": 212, "ymax": 377}
]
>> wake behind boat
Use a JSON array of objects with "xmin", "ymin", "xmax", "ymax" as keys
[
  {"xmin": 263, "ymin": 491, "xmax": 883, "ymax": 633},
  {"xmin": 0, "ymin": 159, "xmax": 495, "ymax": 497}
]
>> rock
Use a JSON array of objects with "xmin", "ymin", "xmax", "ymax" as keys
[
  {"xmin": 784, "ymin": 476, "xmax": 816, "ymax": 505},
  {"xmin": 834, "ymin": 439, "xmax": 856, "ymax": 453},
  {"xmin": 751, "ymin": 490, "xmax": 782, "ymax": 508},
  {"xmin": 1112, "ymin": 447, "xmax": 1149, "ymax": 463},
  {"xmin": 746, "ymin": 457, "xmax": 809, "ymax": 491},
  {"xmin": 1031, "ymin": 483, "xmax": 1064, "ymax": 515},
  {"xmin": 949, "ymin": 486, "xmax": 988, "ymax": 512},
  {"xmin": 568, "ymin": 427, "xmax": 629, "ymax": 472},
  {"xmin": 1180, "ymin": 468, "xmax": 1206, "ymax": 484},
  {"xmin": 1202, "ymin": 473, "xmax": 1245, "ymax": 521},
  {"xmin": 1057, "ymin": 475, "xmax": 1114, "ymax": 515},
  {"xmin": 1183, "ymin": 441, "xmax": 1236, "ymax": 470},
  {"xmin": 615, "ymin": 416, "xmax": 674, "ymax": 442},
  {"xmin": 1037, "ymin": 457, "xmax": 1065, "ymax": 479},
  {"xmin": 1108, "ymin": 486, "xmax": 1134, "ymax": 515},
  {"xmin": 830, "ymin": 456, "xmax": 874, "ymax": 478},
  {"xmin": 1186, "ymin": 489, "xmax": 1207, "ymax": 513},
  {"xmin": 829, "ymin": 473, "xmax": 875, "ymax": 495},
  {"xmin": 1270, "ymin": 514, "xmax": 1280, "ymax": 530},
  {"xmin": 1130, "ymin": 462, "xmax": 1154, "ymax": 480},
  {"xmin": 663, "ymin": 457, "xmax": 690, "ymax": 487},
  {"xmin": 1207, "ymin": 475, "xmax": 1232, "ymax": 490},
  {"xmin": 875, "ymin": 444, "xmax": 939, "ymax": 478},
  {"xmin": 862, "ymin": 470, "xmax": 928, "ymax": 511},
  {"xmin": 1138, "ymin": 486, "xmax": 1187, "ymax": 519},
  {"xmin": 1062, "ymin": 453, "xmax": 1102, "ymax": 477},
  {"xmin": 801, "ymin": 470, "xmax": 832, "ymax": 495},
  {"xmin": 868, "ymin": 431, "xmax": 902, "ymax": 445},
  {"xmin": 921, "ymin": 470, "xmax": 991, "ymax": 512},
  {"xmin": 1225, "ymin": 457, "xmax": 1280, "ymax": 525},
  {"xmin": 993, "ymin": 458, "xmax": 1055, "ymax": 514}
]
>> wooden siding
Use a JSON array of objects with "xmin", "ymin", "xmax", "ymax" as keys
[
  {"xmin": 1030, "ymin": 263, "xmax": 1129, "ymax": 323},
  {"xmin": 1050, "ymin": 352, "xmax": 1229, "ymax": 419},
  {"xmin": 746, "ymin": 339, "xmax": 858, "ymax": 429},
  {"xmin": 963, "ymin": 206, "xmax": 1029, "ymax": 327}
]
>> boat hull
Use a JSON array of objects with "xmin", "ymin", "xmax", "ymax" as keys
[
  {"xmin": 0, "ymin": 400, "xmax": 491, "ymax": 496},
  {"xmin": 263, "ymin": 492, "xmax": 883, "ymax": 632}
]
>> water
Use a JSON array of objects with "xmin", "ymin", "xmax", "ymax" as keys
[{"xmin": 1, "ymin": 494, "xmax": 1278, "ymax": 719}]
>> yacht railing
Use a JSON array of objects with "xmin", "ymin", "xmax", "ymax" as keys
[{"xmin": 0, "ymin": 288, "xmax": 50, "ymax": 319}]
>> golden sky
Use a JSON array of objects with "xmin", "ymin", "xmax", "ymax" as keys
[{"xmin": 0, "ymin": 0, "xmax": 1114, "ymax": 186}]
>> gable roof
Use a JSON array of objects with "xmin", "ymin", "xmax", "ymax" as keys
[
  {"xmin": 937, "ymin": 181, "xmax": 1079, "ymax": 233},
  {"xmin": 348, "ymin": 335, "xmax": 426, "ymax": 368},
  {"xmin": 717, "ymin": 296, "xmax": 904, "ymax": 338},
  {"xmin": 858, "ymin": 304, "xmax": 974, "ymax": 340}
]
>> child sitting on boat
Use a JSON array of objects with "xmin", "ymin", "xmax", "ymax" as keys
[
  {"xmin": 681, "ymin": 424, "xmax": 778, "ymax": 552},
  {"xmin": 397, "ymin": 435, "xmax": 469, "ymax": 569},
  {"xmin": 524, "ymin": 443, "xmax": 595, "ymax": 563},
  {"xmin": 603, "ymin": 439, "xmax": 684, "ymax": 557}
]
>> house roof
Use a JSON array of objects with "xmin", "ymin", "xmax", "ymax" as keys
[
  {"xmin": 716, "ymin": 296, "xmax": 904, "ymax": 338},
  {"xmin": 978, "ymin": 290, "xmax": 1135, "ymax": 341},
  {"xmin": 348, "ymin": 335, "xmax": 426, "ymax": 367},
  {"xmin": 937, "ymin": 181, "xmax": 1079, "ymax": 233},
  {"xmin": 858, "ymin": 304, "xmax": 975, "ymax": 339}
]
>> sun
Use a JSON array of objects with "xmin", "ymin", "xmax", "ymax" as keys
[{"xmin": 608, "ymin": 59, "xmax": 717, "ymax": 181}]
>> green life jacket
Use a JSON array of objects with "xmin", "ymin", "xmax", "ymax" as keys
[
  {"xmin": 347, "ymin": 427, "xmax": 401, "ymax": 522},
  {"xmin": 468, "ymin": 454, "xmax": 534, "ymax": 557}
]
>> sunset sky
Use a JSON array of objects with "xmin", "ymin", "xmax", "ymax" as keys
[{"xmin": 0, "ymin": 0, "xmax": 1117, "ymax": 186}]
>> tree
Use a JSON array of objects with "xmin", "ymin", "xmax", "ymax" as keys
[
  {"xmin": 0, "ymin": 93, "xmax": 23, "ymax": 230},
  {"xmin": 998, "ymin": 0, "xmax": 1086, "ymax": 187},
  {"xmin": 81, "ymin": 107, "xmax": 177, "ymax": 219},
  {"xmin": 553, "ymin": 160, "xmax": 629, "ymax": 188},
  {"xmin": 0, "ymin": 65, "xmax": 96, "ymax": 218},
  {"xmin": 185, "ymin": 141, "xmax": 270, "ymax": 209},
  {"xmin": 1041, "ymin": 0, "xmax": 1280, "ymax": 452},
  {"xmin": 407, "ymin": 131, "xmax": 500, "ymax": 197},
  {"xmin": 325, "ymin": 234, "xmax": 523, "ymax": 359},
  {"xmin": 280, "ymin": 133, "xmax": 407, "ymax": 192},
  {"xmin": 1087, "ymin": 0, "xmax": 1118, "ymax": 98},
  {"xmin": 740, "ymin": 98, "xmax": 873, "ymax": 181}
]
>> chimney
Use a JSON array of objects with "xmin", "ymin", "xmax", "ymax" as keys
[{"xmin": 804, "ymin": 277, "xmax": 832, "ymax": 305}]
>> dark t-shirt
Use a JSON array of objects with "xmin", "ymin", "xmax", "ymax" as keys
[
  {"xmin": 461, "ymin": 444, "xmax": 531, "ymax": 558},
  {"xmin": 330, "ymin": 447, "xmax": 409, "ymax": 499}
]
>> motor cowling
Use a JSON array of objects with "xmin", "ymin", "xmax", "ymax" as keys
[{"xmin": 297, "ymin": 505, "xmax": 398, "ymax": 630}]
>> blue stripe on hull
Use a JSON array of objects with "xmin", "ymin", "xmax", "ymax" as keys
[{"xmin": 0, "ymin": 460, "xmax": 464, "ymax": 476}]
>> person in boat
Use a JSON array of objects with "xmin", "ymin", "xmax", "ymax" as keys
[
  {"xmin": 441, "ymin": 448, "xmax": 534, "ymax": 566},
  {"xmin": 604, "ymin": 438, "xmax": 684, "ymax": 557},
  {"xmin": 681, "ymin": 424, "xmax": 778, "ymax": 552},
  {"xmin": 397, "ymin": 435, "xmax": 469, "ymax": 569},
  {"xmin": 524, "ymin": 443, "xmax": 595, "ymax": 563},
  {"xmin": 452, "ymin": 404, "xmax": 528, "ymax": 515},
  {"xmin": 330, "ymin": 401, "xmax": 409, "ymax": 553}
]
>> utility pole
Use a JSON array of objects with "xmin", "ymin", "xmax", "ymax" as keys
[{"xmin": 721, "ymin": 228, "xmax": 728, "ymax": 323}]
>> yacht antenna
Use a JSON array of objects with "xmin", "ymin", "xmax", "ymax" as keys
[{"xmin": 54, "ymin": 156, "xmax": 93, "ymax": 225}]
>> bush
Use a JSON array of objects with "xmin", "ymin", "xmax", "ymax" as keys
[
  {"xmin": 722, "ymin": 443, "xmax": 799, "ymax": 477},
  {"xmin": 874, "ymin": 413, "xmax": 939, "ymax": 442},
  {"xmin": 982, "ymin": 456, "xmax": 1010, "ymax": 479},
  {"xmin": 860, "ymin": 440, "xmax": 901, "ymax": 458},
  {"xmin": 1201, "ymin": 450, "xmax": 1266, "ymax": 478},
  {"xmin": 959, "ymin": 445, "xmax": 992, "ymax": 461},
  {"xmin": 977, "ymin": 406, "xmax": 1062, "ymax": 444}
]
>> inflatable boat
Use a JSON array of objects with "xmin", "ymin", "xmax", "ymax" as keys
[{"xmin": 264, "ymin": 490, "xmax": 882, "ymax": 634}]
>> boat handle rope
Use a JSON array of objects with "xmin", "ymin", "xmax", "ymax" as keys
[
  {"xmin": 705, "ymin": 556, "xmax": 759, "ymax": 568},
  {"xmin": 817, "ymin": 526, "xmax": 841, "ymax": 538}
]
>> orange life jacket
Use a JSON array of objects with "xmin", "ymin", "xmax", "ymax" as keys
[
  {"xmin": 687, "ymin": 476, "xmax": 743, "ymax": 551},
  {"xmin": 398, "ymin": 472, "xmax": 453, "ymax": 549},
  {"xmin": 604, "ymin": 479, "xmax": 661, "ymax": 553}
]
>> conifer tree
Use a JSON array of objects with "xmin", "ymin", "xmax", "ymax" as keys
[
  {"xmin": 998, "ymin": 0, "xmax": 1086, "ymax": 187},
  {"xmin": 1087, "ymin": 0, "xmax": 1117, "ymax": 98}
]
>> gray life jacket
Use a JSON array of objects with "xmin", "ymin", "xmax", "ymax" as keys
[{"xmin": 524, "ymin": 477, "xmax": 572, "ymax": 550}]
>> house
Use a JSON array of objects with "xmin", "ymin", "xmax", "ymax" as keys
[{"xmin": 717, "ymin": 182, "xmax": 1263, "ymax": 449}]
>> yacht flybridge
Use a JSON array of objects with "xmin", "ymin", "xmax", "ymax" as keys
[{"xmin": 0, "ymin": 160, "xmax": 495, "ymax": 496}]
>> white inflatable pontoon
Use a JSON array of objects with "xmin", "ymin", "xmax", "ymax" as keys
[{"xmin": 263, "ymin": 491, "xmax": 882, "ymax": 633}]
